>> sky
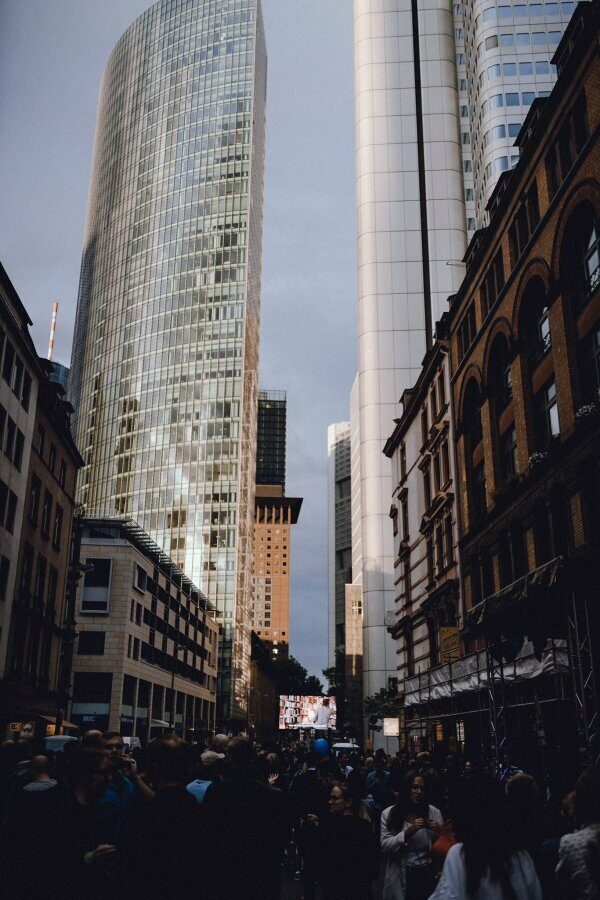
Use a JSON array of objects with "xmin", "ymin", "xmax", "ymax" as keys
[{"xmin": 0, "ymin": 0, "xmax": 357, "ymax": 679}]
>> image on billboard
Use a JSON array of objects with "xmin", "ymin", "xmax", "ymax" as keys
[{"xmin": 279, "ymin": 695, "xmax": 336, "ymax": 730}]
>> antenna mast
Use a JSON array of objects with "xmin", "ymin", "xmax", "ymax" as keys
[{"xmin": 48, "ymin": 301, "xmax": 58, "ymax": 361}]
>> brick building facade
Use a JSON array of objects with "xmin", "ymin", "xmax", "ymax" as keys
[{"xmin": 446, "ymin": 1, "xmax": 600, "ymax": 767}]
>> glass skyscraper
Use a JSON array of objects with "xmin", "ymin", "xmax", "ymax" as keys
[{"xmin": 69, "ymin": 0, "xmax": 267, "ymax": 725}]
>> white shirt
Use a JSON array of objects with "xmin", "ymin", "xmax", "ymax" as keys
[
  {"xmin": 313, "ymin": 705, "xmax": 331, "ymax": 729},
  {"xmin": 430, "ymin": 843, "xmax": 542, "ymax": 900}
]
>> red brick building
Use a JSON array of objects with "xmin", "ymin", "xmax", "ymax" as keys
[{"xmin": 446, "ymin": 1, "xmax": 600, "ymax": 769}]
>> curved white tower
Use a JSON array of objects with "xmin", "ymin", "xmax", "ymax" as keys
[{"xmin": 354, "ymin": 0, "xmax": 467, "ymax": 729}]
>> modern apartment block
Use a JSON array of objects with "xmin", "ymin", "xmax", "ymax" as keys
[
  {"xmin": 352, "ymin": 0, "xmax": 578, "ymax": 729},
  {"xmin": 327, "ymin": 422, "xmax": 352, "ymax": 667},
  {"xmin": 251, "ymin": 390, "xmax": 302, "ymax": 660},
  {"xmin": 68, "ymin": 0, "xmax": 267, "ymax": 728},
  {"xmin": 71, "ymin": 517, "xmax": 218, "ymax": 741}
]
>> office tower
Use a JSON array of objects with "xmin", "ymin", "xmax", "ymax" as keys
[
  {"xmin": 69, "ymin": 0, "xmax": 267, "ymax": 727},
  {"xmin": 256, "ymin": 390, "xmax": 286, "ymax": 487},
  {"xmin": 353, "ymin": 0, "xmax": 576, "ymax": 729},
  {"xmin": 251, "ymin": 391, "xmax": 302, "ymax": 660},
  {"xmin": 327, "ymin": 422, "xmax": 352, "ymax": 667}
]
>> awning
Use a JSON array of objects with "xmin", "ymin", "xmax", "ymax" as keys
[
  {"xmin": 40, "ymin": 715, "xmax": 78, "ymax": 731},
  {"xmin": 465, "ymin": 558, "xmax": 568, "ymax": 661}
]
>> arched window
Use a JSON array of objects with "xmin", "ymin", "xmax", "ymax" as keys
[
  {"xmin": 488, "ymin": 333, "xmax": 513, "ymax": 410},
  {"xmin": 520, "ymin": 276, "xmax": 551, "ymax": 367},
  {"xmin": 462, "ymin": 379, "xmax": 486, "ymax": 523},
  {"xmin": 560, "ymin": 201, "xmax": 600, "ymax": 310}
]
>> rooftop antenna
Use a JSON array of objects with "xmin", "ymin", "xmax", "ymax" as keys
[{"xmin": 47, "ymin": 301, "xmax": 58, "ymax": 361}]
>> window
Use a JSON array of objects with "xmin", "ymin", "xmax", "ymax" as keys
[
  {"xmin": 0, "ymin": 556, "xmax": 9, "ymax": 602},
  {"xmin": 49, "ymin": 444, "xmax": 56, "ymax": 473},
  {"xmin": 6, "ymin": 491, "xmax": 17, "ymax": 533},
  {"xmin": 400, "ymin": 442, "xmax": 407, "ymax": 480},
  {"xmin": 532, "ymin": 32, "xmax": 546, "ymax": 46},
  {"xmin": 11, "ymin": 357, "xmax": 23, "ymax": 397},
  {"xmin": 491, "ymin": 93, "xmax": 504, "ymax": 108},
  {"xmin": 12, "ymin": 429, "xmax": 24, "ymax": 472},
  {"xmin": 495, "ymin": 156, "xmax": 509, "ymax": 173},
  {"xmin": 435, "ymin": 526, "xmax": 444, "ymax": 571},
  {"xmin": 498, "ymin": 5, "xmax": 511, "ymax": 17},
  {"xmin": 81, "ymin": 558, "xmax": 112, "ymax": 614},
  {"xmin": 41, "ymin": 491, "xmax": 52, "ymax": 536},
  {"xmin": 535, "ymin": 380, "xmax": 560, "ymax": 447},
  {"xmin": 401, "ymin": 496, "xmax": 409, "ymax": 539},
  {"xmin": 47, "ymin": 567, "xmax": 58, "ymax": 610},
  {"xmin": 421, "ymin": 407, "xmax": 429, "ymax": 445},
  {"xmin": 426, "ymin": 538, "xmax": 434, "ymax": 584},
  {"xmin": 438, "ymin": 372, "xmax": 446, "ymax": 410},
  {"xmin": 500, "ymin": 426, "xmax": 518, "ymax": 482},
  {"xmin": 500, "ymin": 33, "xmax": 515, "ymax": 47},
  {"xmin": 458, "ymin": 304, "xmax": 477, "ymax": 361},
  {"xmin": 2, "ymin": 341, "xmax": 14, "ymax": 383},
  {"xmin": 503, "ymin": 63, "xmax": 516, "ymax": 76},
  {"xmin": 78, "ymin": 631, "xmax": 106, "ymax": 655},
  {"xmin": 34, "ymin": 555, "xmax": 47, "ymax": 602},
  {"xmin": 522, "ymin": 92, "xmax": 535, "ymax": 107},
  {"xmin": 4, "ymin": 417, "xmax": 15, "ymax": 462},
  {"xmin": 52, "ymin": 505, "xmax": 63, "ymax": 549},
  {"xmin": 488, "ymin": 63, "xmax": 501, "ymax": 79},
  {"xmin": 445, "ymin": 516, "xmax": 454, "ymax": 564},
  {"xmin": 59, "ymin": 461, "xmax": 67, "ymax": 489},
  {"xmin": 508, "ymin": 122, "xmax": 521, "ymax": 138},
  {"xmin": 514, "ymin": 4, "xmax": 527, "ymax": 15},
  {"xmin": 485, "ymin": 35, "xmax": 499, "ymax": 49},
  {"xmin": 133, "ymin": 563, "xmax": 147, "ymax": 593},
  {"xmin": 21, "ymin": 372, "xmax": 31, "ymax": 412},
  {"xmin": 519, "ymin": 61, "xmax": 533, "ymax": 75},
  {"xmin": 423, "ymin": 468, "xmax": 431, "ymax": 510},
  {"xmin": 506, "ymin": 93, "xmax": 519, "ymax": 107},
  {"xmin": 530, "ymin": 3, "xmax": 543, "ymax": 13},
  {"xmin": 535, "ymin": 60, "xmax": 549, "ymax": 74},
  {"xmin": 37, "ymin": 426, "xmax": 45, "ymax": 458},
  {"xmin": 582, "ymin": 323, "xmax": 600, "ymax": 404},
  {"xmin": 548, "ymin": 31, "xmax": 561, "ymax": 45},
  {"xmin": 560, "ymin": 203, "xmax": 598, "ymax": 309},
  {"xmin": 29, "ymin": 476, "xmax": 41, "ymax": 524},
  {"xmin": 483, "ymin": 6, "xmax": 496, "ymax": 22},
  {"xmin": 473, "ymin": 461, "xmax": 487, "ymax": 522},
  {"xmin": 0, "ymin": 479, "xmax": 7, "ymax": 527}
]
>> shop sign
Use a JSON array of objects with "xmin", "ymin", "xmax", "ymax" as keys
[
  {"xmin": 20, "ymin": 722, "xmax": 35, "ymax": 739},
  {"xmin": 9, "ymin": 722, "xmax": 22, "ymax": 733},
  {"xmin": 439, "ymin": 626, "xmax": 460, "ymax": 662}
]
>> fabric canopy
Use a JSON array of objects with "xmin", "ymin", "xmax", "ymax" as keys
[{"xmin": 466, "ymin": 557, "xmax": 568, "ymax": 662}]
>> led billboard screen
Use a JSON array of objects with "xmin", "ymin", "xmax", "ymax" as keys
[{"xmin": 279, "ymin": 695, "xmax": 336, "ymax": 730}]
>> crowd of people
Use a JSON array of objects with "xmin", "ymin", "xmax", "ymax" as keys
[{"xmin": 0, "ymin": 732, "xmax": 598, "ymax": 899}]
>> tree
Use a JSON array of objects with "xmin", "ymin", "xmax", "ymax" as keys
[
  {"xmin": 363, "ymin": 688, "xmax": 396, "ymax": 732},
  {"xmin": 271, "ymin": 655, "xmax": 323, "ymax": 696},
  {"xmin": 304, "ymin": 675, "xmax": 324, "ymax": 695},
  {"xmin": 323, "ymin": 650, "xmax": 346, "ymax": 732}
]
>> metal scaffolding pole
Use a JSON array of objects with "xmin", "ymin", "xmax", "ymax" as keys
[
  {"xmin": 486, "ymin": 645, "xmax": 510, "ymax": 776},
  {"xmin": 566, "ymin": 584, "xmax": 599, "ymax": 766}
]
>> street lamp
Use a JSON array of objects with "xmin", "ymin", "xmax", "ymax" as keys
[{"xmin": 169, "ymin": 640, "xmax": 186, "ymax": 731}]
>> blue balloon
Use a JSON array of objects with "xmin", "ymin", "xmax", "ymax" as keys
[{"xmin": 314, "ymin": 738, "xmax": 329, "ymax": 756}]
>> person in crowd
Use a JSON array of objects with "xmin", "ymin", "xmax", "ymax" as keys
[
  {"xmin": 289, "ymin": 748, "xmax": 331, "ymax": 898},
  {"xmin": 367, "ymin": 755, "xmax": 395, "ymax": 831},
  {"xmin": 82, "ymin": 729, "xmax": 104, "ymax": 748},
  {"xmin": 338, "ymin": 750, "xmax": 353, "ymax": 777},
  {"xmin": 203, "ymin": 737, "xmax": 288, "ymax": 900},
  {"xmin": 119, "ymin": 736, "xmax": 210, "ymax": 897},
  {"xmin": 186, "ymin": 748, "xmax": 224, "ymax": 803},
  {"xmin": 22, "ymin": 754, "xmax": 57, "ymax": 793},
  {"xmin": 380, "ymin": 772, "xmax": 443, "ymax": 900},
  {"xmin": 8, "ymin": 747, "xmax": 117, "ymax": 898},
  {"xmin": 505, "ymin": 772, "xmax": 544, "ymax": 870},
  {"xmin": 98, "ymin": 730, "xmax": 154, "ymax": 844},
  {"xmin": 556, "ymin": 767, "xmax": 600, "ymax": 900},
  {"xmin": 210, "ymin": 732, "xmax": 230, "ymax": 754},
  {"xmin": 362, "ymin": 755, "xmax": 375, "ymax": 778},
  {"xmin": 430, "ymin": 776, "xmax": 542, "ymax": 899},
  {"xmin": 310, "ymin": 781, "xmax": 380, "ymax": 899}
]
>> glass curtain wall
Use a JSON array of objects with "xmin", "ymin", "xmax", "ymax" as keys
[{"xmin": 69, "ymin": 0, "xmax": 267, "ymax": 725}]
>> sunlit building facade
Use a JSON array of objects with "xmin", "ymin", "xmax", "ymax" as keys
[{"xmin": 69, "ymin": 0, "xmax": 267, "ymax": 726}]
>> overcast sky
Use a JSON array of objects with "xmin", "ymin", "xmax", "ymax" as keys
[{"xmin": 0, "ymin": 0, "xmax": 356, "ymax": 678}]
